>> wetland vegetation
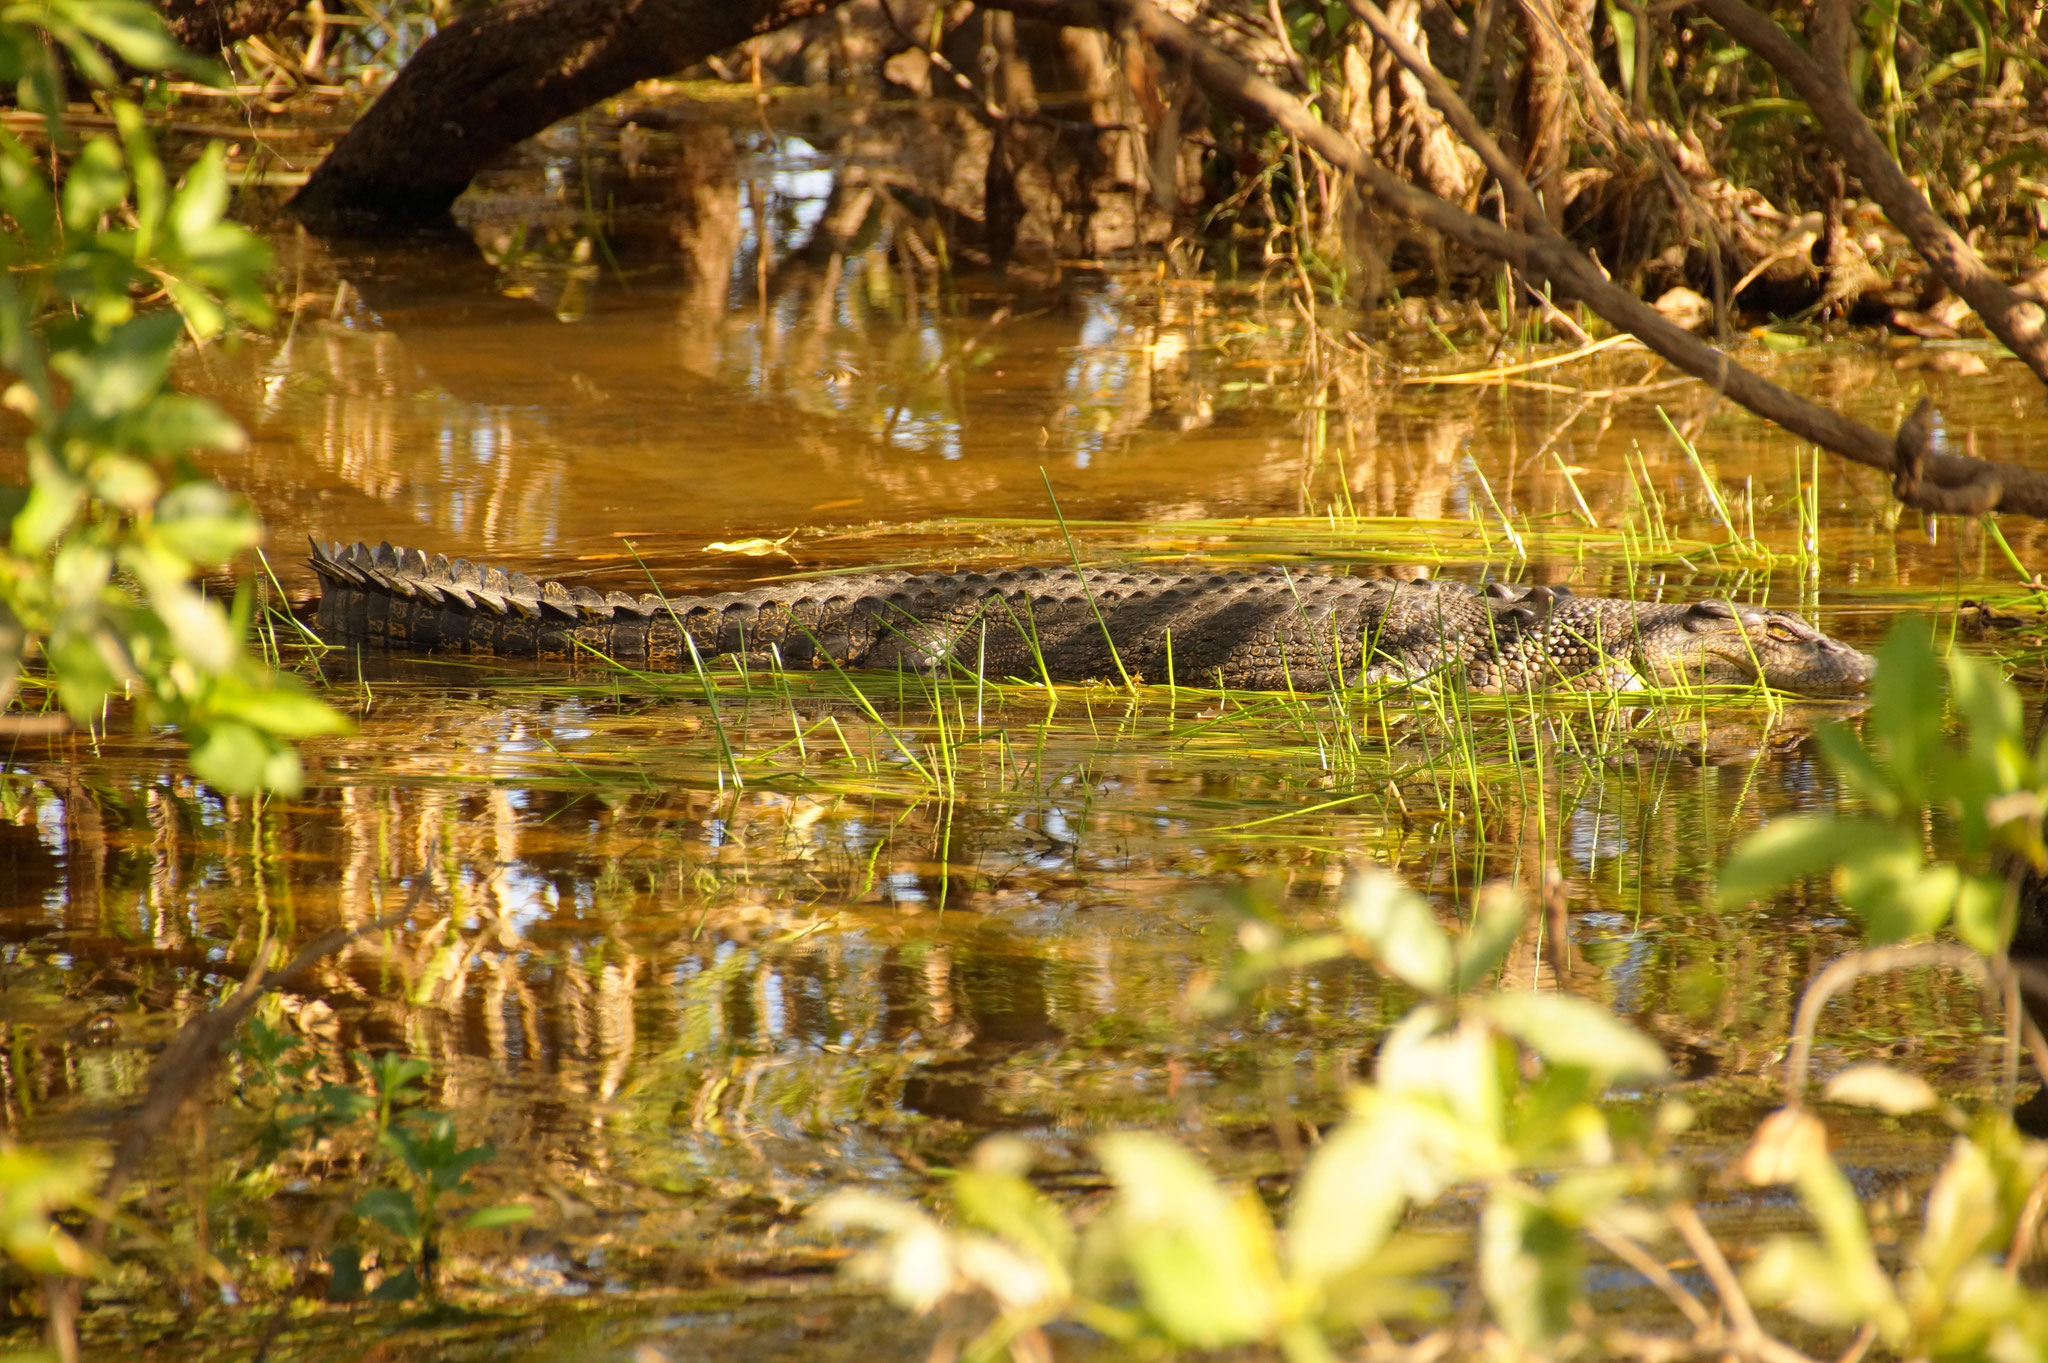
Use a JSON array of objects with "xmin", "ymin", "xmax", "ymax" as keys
[{"xmin": 3, "ymin": 0, "xmax": 2048, "ymax": 1360}]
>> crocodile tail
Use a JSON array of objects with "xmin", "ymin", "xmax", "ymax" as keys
[{"xmin": 307, "ymin": 539, "xmax": 694, "ymax": 664}]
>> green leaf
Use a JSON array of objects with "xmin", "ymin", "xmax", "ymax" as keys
[
  {"xmin": 188, "ymin": 720, "xmax": 277, "ymax": 794},
  {"xmin": 59, "ymin": 136, "xmax": 128, "ymax": 232},
  {"xmin": 457, "ymin": 1204, "xmax": 534, "ymax": 1232},
  {"xmin": 952, "ymin": 1136, "xmax": 1075, "ymax": 1270},
  {"xmin": 122, "ymin": 394, "xmax": 246, "ymax": 456},
  {"xmin": 215, "ymin": 678, "xmax": 350, "ymax": 740},
  {"xmin": 1475, "ymin": 992, "xmax": 1671, "ymax": 1084},
  {"xmin": 53, "ymin": 310, "xmax": 183, "ymax": 421},
  {"xmin": 0, "ymin": 142, "xmax": 57, "ymax": 255},
  {"xmin": 366, "ymin": 1264, "xmax": 420, "ymax": 1302},
  {"xmin": 1096, "ymin": 1132, "xmax": 1282, "ymax": 1346},
  {"xmin": 1841, "ymin": 854, "xmax": 1956, "ymax": 944},
  {"xmin": 63, "ymin": 0, "xmax": 215, "ymax": 78},
  {"xmin": 13, "ymin": 469, "xmax": 86, "ymax": 555},
  {"xmin": 1480, "ymin": 1191, "xmax": 1580, "ymax": 1347},
  {"xmin": 1374, "ymin": 1011, "xmax": 1505, "ymax": 1144},
  {"xmin": 1812, "ymin": 722, "xmax": 1899, "ymax": 818},
  {"xmin": 1716, "ymin": 816, "xmax": 1891, "ymax": 907},
  {"xmin": 1949, "ymin": 650, "xmax": 2028, "ymax": 798},
  {"xmin": 1951, "ymin": 873, "xmax": 2009, "ymax": 955},
  {"xmin": 354, "ymin": 1187, "xmax": 420, "ymax": 1241},
  {"xmin": 1342, "ymin": 866, "xmax": 1450, "ymax": 994},
  {"xmin": 151, "ymin": 479, "xmax": 257, "ymax": 563},
  {"xmin": 1450, "ymin": 883, "xmax": 1524, "ymax": 994},
  {"xmin": 1288, "ymin": 1100, "xmax": 1441, "ymax": 1286},
  {"xmin": 325, "ymin": 1242, "xmax": 365, "ymax": 1302},
  {"xmin": 169, "ymin": 142, "xmax": 230, "ymax": 246},
  {"xmin": 1871, "ymin": 618, "xmax": 1943, "ymax": 794}
]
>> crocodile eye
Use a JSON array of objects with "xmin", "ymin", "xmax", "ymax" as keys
[{"xmin": 1766, "ymin": 622, "xmax": 1803, "ymax": 644}]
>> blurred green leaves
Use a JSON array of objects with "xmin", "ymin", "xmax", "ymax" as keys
[
  {"xmin": 1718, "ymin": 617, "xmax": 2043, "ymax": 953},
  {"xmin": 0, "ymin": 4, "xmax": 345, "ymax": 793}
]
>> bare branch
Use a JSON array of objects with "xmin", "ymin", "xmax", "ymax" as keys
[
  {"xmin": 1689, "ymin": 0, "xmax": 2048, "ymax": 388},
  {"xmin": 988, "ymin": 0, "xmax": 2048, "ymax": 521}
]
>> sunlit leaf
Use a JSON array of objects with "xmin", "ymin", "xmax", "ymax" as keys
[
  {"xmin": 812, "ymin": 1190, "xmax": 959, "ymax": 1314},
  {"xmin": 151, "ymin": 479, "xmax": 258, "ymax": 563},
  {"xmin": 1480, "ymin": 1191, "xmax": 1579, "ymax": 1347},
  {"xmin": 1096, "ymin": 1132, "xmax": 1282, "ymax": 1346},
  {"xmin": 951, "ymin": 1136, "xmax": 1074, "ymax": 1272},
  {"xmin": 1342, "ymin": 866, "xmax": 1450, "ymax": 994},
  {"xmin": 1812, "ymin": 722, "xmax": 1899, "ymax": 817},
  {"xmin": 1871, "ymin": 618, "xmax": 1943, "ymax": 795},
  {"xmin": 1841, "ymin": 854, "xmax": 1957, "ymax": 944},
  {"xmin": 1738, "ymin": 1106, "xmax": 1830, "ymax": 1186},
  {"xmin": 1375, "ymin": 1011, "xmax": 1505, "ymax": 1150},
  {"xmin": 123, "ymin": 394, "xmax": 246, "ymax": 456},
  {"xmin": 1951, "ymin": 873, "xmax": 2009, "ymax": 955},
  {"xmin": 53, "ymin": 310, "xmax": 182, "ymax": 421},
  {"xmin": 1915, "ymin": 1138, "xmax": 2001, "ymax": 1289},
  {"xmin": 1288, "ymin": 1100, "xmax": 1440, "ymax": 1287},
  {"xmin": 1450, "ymin": 883, "xmax": 1524, "ymax": 994},
  {"xmin": 61, "ymin": 0, "xmax": 213, "ymax": 78},
  {"xmin": 457, "ymin": 1203, "xmax": 534, "ymax": 1232},
  {"xmin": 1824, "ymin": 1064, "xmax": 1940, "ymax": 1116},
  {"xmin": 189, "ymin": 720, "xmax": 282, "ymax": 794},
  {"xmin": 1475, "ymin": 992, "xmax": 1670, "ymax": 1084},
  {"xmin": 1716, "ymin": 815, "xmax": 1891, "ymax": 907}
]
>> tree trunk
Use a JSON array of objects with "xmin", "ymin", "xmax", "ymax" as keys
[{"xmin": 289, "ymin": 0, "xmax": 850, "ymax": 235}]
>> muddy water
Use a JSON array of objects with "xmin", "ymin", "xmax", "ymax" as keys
[{"xmin": 7, "ymin": 121, "xmax": 2048, "ymax": 1359}]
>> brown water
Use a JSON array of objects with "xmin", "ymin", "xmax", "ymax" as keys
[{"xmin": 7, "ymin": 113, "xmax": 2048, "ymax": 1359}]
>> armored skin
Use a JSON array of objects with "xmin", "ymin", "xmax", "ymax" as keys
[{"xmin": 307, "ymin": 540, "xmax": 1878, "ymax": 697}]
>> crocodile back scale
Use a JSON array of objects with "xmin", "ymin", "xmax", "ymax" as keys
[{"xmin": 307, "ymin": 539, "xmax": 1878, "ymax": 697}]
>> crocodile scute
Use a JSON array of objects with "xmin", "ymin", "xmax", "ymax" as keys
[{"xmin": 307, "ymin": 539, "xmax": 1878, "ymax": 697}]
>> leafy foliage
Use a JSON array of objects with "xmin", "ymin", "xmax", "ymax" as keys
[
  {"xmin": 1719, "ymin": 618, "xmax": 2045, "ymax": 953},
  {"xmin": 819, "ymin": 622, "xmax": 2048, "ymax": 1359},
  {"xmin": 229, "ymin": 1015, "xmax": 532, "ymax": 1304},
  {"xmin": 0, "ymin": 2, "xmax": 345, "ymax": 793}
]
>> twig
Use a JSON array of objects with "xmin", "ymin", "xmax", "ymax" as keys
[
  {"xmin": 1668, "ymin": 1202, "xmax": 1818, "ymax": 1363},
  {"xmin": 1585, "ymin": 1217, "xmax": 1715, "ymax": 1333},
  {"xmin": 2006, "ymin": 1167, "xmax": 2048, "ymax": 1280},
  {"xmin": 1782, "ymin": 943, "xmax": 1994, "ymax": 1101}
]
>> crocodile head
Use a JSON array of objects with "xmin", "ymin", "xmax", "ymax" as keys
[{"xmin": 1637, "ymin": 601, "xmax": 1876, "ymax": 696}]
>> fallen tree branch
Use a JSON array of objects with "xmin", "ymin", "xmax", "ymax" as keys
[
  {"xmin": 989, "ymin": 0, "xmax": 2048, "ymax": 521},
  {"xmin": 1688, "ymin": 0, "xmax": 2048, "ymax": 389}
]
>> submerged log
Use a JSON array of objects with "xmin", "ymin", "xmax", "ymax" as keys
[{"xmin": 289, "ymin": 0, "xmax": 849, "ymax": 234}]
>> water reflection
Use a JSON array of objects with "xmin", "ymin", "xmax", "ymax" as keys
[{"xmin": 6, "ymin": 90, "xmax": 2047, "ymax": 1348}]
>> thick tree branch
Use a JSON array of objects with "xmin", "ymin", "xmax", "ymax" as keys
[
  {"xmin": 990, "ymin": 0, "xmax": 2048, "ymax": 520},
  {"xmin": 290, "ymin": 0, "xmax": 849, "ymax": 233},
  {"xmin": 1689, "ymin": 0, "xmax": 2048, "ymax": 389},
  {"xmin": 159, "ymin": 0, "xmax": 302, "ymax": 51}
]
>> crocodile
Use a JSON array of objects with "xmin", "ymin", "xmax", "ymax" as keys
[{"xmin": 307, "ymin": 539, "xmax": 1878, "ymax": 697}]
